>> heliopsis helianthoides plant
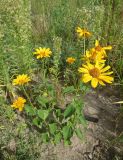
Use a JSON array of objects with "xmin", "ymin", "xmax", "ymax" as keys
[
  {"xmin": 66, "ymin": 57, "xmax": 76, "ymax": 64},
  {"xmin": 76, "ymin": 27, "xmax": 92, "ymax": 38},
  {"xmin": 12, "ymin": 74, "xmax": 33, "ymax": 108},
  {"xmin": 78, "ymin": 62, "xmax": 114, "ymax": 88},
  {"xmin": 33, "ymin": 47, "xmax": 52, "ymax": 59},
  {"xmin": 82, "ymin": 49, "xmax": 106, "ymax": 64},
  {"xmin": 12, "ymin": 74, "xmax": 31, "ymax": 86},
  {"xmin": 93, "ymin": 40, "xmax": 112, "ymax": 57},
  {"xmin": 11, "ymin": 97, "xmax": 26, "ymax": 111}
]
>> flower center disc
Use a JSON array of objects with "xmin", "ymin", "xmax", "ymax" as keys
[
  {"xmin": 89, "ymin": 68, "xmax": 100, "ymax": 78},
  {"xmin": 95, "ymin": 45, "xmax": 102, "ymax": 51},
  {"xmin": 40, "ymin": 51, "xmax": 45, "ymax": 56},
  {"xmin": 90, "ymin": 52, "xmax": 97, "ymax": 61},
  {"xmin": 83, "ymin": 33, "xmax": 87, "ymax": 37}
]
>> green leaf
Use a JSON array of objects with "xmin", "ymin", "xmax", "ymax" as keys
[
  {"xmin": 64, "ymin": 105, "xmax": 75, "ymax": 118},
  {"xmin": 37, "ymin": 109, "xmax": 49, "ymax": 121},
  {"xmin": 49, "ymin": 123, "xmax": 57, "ymax": 135},
  {"xmin": 54, "ymin": 132, "xmax": 62, "ymax": 144},
  {"xmin": 64, "ymin": 140, "xmax": 71, "ymax": 146},
  {"xmin": 79, "ymin": 115, "xmax": 87, "ymax": 127},
  {"xmin": 73, "ymin": 99, "xmax": 84, "ymax": 115},
  {"xmin": 46, "ymin": 84, "xmax": 55, "ymax": 97},
  {"xmin": 75, "ymin": 128, "xmax": 83, "ymax": 140},
  {"xmin": 32, "ymin": 117, "xmax": 40, "ymax": 127},
  {"xmin": 62, "ymin": 126, "xmax": 73, "ymax": 140},
  {"xmin": 56, "ymin": 109, "xmax": 62, "ymax": 117},
  {"xmin": 42, "ymin": 133, "xmax": 49, "ymax": 143},
  {"xmin": 25, "ymin": 105, "xmax": 36, "ymax": 116},
  {"xmin": 79, "ymin": 82, "xmax": 90, "ymax": 92},
  {"xmin": 46, "ymin": 83, "xmax": 54, "ymax": 91},
  {"xmin": 63, "ymin": 86, "xmax": 75, "ymax": 94},
  {"xmin": 37, "ymin": 96, "xmax": 49, "ymax": 107}
]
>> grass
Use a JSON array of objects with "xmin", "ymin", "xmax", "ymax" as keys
[{"xmin": 0, "ymin": 0, "xmax": 123, "ymax": 159}]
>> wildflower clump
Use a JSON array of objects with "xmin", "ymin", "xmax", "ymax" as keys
[
  {"xmin": 11, "ymin": 97, "xmax": 26, "ymax": 111},
  {"xmin": 66, "ymin": 57, "xmax": 76, "ymax": 64},
  {"xmin": 77, "ymin": 26, "xmax": 113, "ymax": 88},
  {"xmin": 8, "ymin": 20, "xmax": 115, "ymax": 146},
  {"xmin": 12, "ymin": 74, "xmax": 31, "ymax": 86},
  {"xmin": 33, "ymin": 47, "xmax": 52, "ymax": 59}
]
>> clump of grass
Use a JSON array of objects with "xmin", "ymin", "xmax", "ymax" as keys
[{"xmin": 0, "ymin": 0, "xmax": 34, "ymax": 84}]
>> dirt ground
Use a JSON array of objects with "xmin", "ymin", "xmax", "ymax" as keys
[
  {"xmin": 1, "ymin": 86, "xmax": 123, "ymax": 160},
  {"xmin": 37, "ymin": 86, "xmax": 123, "ymax": 160}
]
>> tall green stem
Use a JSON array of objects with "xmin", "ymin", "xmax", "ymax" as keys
[
  {"xmin": 42, "ymin": 59, "xmax": 46, "ymax": 81},
  {"xmin": 22, "ymin": 86, "xmax": 34, "ymax": 108}
]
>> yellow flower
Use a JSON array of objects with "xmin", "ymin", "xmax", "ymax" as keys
[
  {"xmin": 78, "ymin": 62, "xmax": 114, "ymax": 88},
  {"xmin": 94, "ymin": 40, "xmax": 112, "ymax": 57},
  {"xmin": 11, "ymin": 97, "xmax": 26, "ymax": 111},
  {"xmin": 33, "ymin": 47, "xmax": 52, "ymax": 59},
  {"xmin": 12, "ymin": 74, "xmax": 31, "ymax": 86},
  {"xmin": 76, "ymin": 27, "xmax": 91, "ymax": 38},
  {"xmin": 66, "ymin": 57, "xmax": 76, "ymax": 64},
  {"xmin": 83, "ymin": 49, "xmax": 105, "ymax": 64}
]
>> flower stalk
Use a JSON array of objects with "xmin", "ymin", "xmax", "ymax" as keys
[{"xmin": 22, "ymin": 86, "xmax": 34, "ymax": 108}]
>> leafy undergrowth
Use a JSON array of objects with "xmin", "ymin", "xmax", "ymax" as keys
[{"xmin": 0, "ymin": 85, "xmax": 87, "ymax": 160}]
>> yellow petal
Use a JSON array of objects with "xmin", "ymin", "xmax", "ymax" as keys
[
  {"xmin": 33, "ymin": 52, "xmax": 38, "ymax": 55},
  {"xmin": 98, "ymin": 63, "xmax": 105, "ymax": 69},
  {"xmin": 76, "ymin": 27, "xmax": 81, "ymax": 32},
  {"xmin": 19, "ymin": 107, "xmax": 23, "ymax": 111},
  {"xmin": 101, "ymin": 66, "xmax": 111, "ymax": 72},
  {"xmin": 99, "ymin": 80, "xmax": 105, "ymax": 86},
  {"xmin": 91, "ymin": 78, "xmax": 98, "ymax": 88},
  {"xmin": 87, "ymin": 63, "xmax": 94, "ymax": 69},
  {"xmin": 82, "ymin": 74, "xmax": 92, "ymax": 83},
  {"xmin": 100, "ymin": 60, "xmax": 106, "ymax": 63},
  {"xmin": 82, "ymin": 64, "xmax": 89, "ymax": 69},
  {"xmin": 99, "ymin": 75, "xmax": 114, "ymax": 83},
  {"xmin": 95, "ymin": 61, "xmax": 100, "ymax": 68},
  {"xmin": 91, "ymin": 48, "xmax": 95, "ymax": 52},
  {"xmin": 37, "ymin": 55, "xmax": 41, "ymax": 59},
  {"xmin": 95, "ymin": 40, "xmax": 99, "ymax": 47},
  {"xmin": 86, "ymin": 50, "xmax": 90, "ymax": 57},
  {"xmin": 102, "ymin": 71, "xmax": 113, "ymax": 75},
  {"xmin": 79, "ymin": 33, "xmax": 83, "ymax": 36},
  {"xmin": 103, "ymin": 46, "xmax": 112, "ymax": 50},
  {"xmin": 36, "ymin": 49, "xmax": 40, "ymax": 52},
  {"xmin": 86, "ymin": 31, "xmax": 91, "ymax": 36},
  {"xmin": 78, "ymin": 67, "xmax": 88, "ymax": 73}
]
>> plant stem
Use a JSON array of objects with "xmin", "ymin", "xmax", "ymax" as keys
[
  {"xmin": 42, "ymin": 59, "xmax": 46, "ymax": 81},
  {"xmin": 22, "ymin": 86, "xmax": 34, "ymax": 108}
]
